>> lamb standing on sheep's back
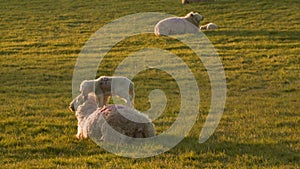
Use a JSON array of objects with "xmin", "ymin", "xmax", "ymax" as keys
[
  {"xmin": 154, "ymin": 12, "xmax": 204, "ymax": 36},
  {"xmin": 80, "ymin": 76, "xmax": 135, "ymax": 108},
  {"xmin": 69, "ymin": 93, "xmax": 155, "ymax": 143}
]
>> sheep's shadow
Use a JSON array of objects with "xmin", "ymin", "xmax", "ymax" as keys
[{"xmin": 203, "ymin": 29, "xmax": 299, "ymax": 41}]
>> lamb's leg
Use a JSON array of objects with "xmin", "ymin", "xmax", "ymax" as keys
[
  {"xmin": 103, "ymin": 95, "xmax": 110, "ymax": 106},
  {"xmin": 130, "ymin": 93, "xmax": 134, "ymax": 108},
  {"xmin": 125, "ymin": 92, "xmax": 135, "ymax": 108},
  {"xmin": 126, "ymin": 97, "xmax": 131, "ymax": 107},
  {"xmin": 97, "ymin": 94, "xmax": 104, "ymax": 108},
  {"xmin": 129, "ymin": 81, "xmax": 135, "ymax": 108},
  {"xmin": 120, "ymin": 94, "xmax": 131, "ymax": 108}
]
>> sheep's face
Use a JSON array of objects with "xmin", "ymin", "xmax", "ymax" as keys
[
  {"xmin": 192, "ymin": 12, "xmax": 204, "ymax": 23},
  {"xmin": 69, "ymin": 94, "xmax": 85, "ymax": 112},
  {"xmin": 185, "ymin": 12, "xmax": 204, "ymax": 26}
]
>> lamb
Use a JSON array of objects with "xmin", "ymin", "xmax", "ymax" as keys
[
  {"xmin": 154, "ymin": 12, "xmax": 204, "ymax": 36},
  {"xmin": 182, "ymin": 0, "xmax": 215, "ymax": 4},
  {"xmin": 200, "ymin": 22, "xmax": 218, "ymax": 30},
  {"xmin": 79, "ymin": 76, "xmax": 134, "ymax": 108},
  {"xmin": 69, "ymin": 93, "xmax": 156, "ymax": 143}
]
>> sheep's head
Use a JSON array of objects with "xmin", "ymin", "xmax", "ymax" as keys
[
  {"xmin": 191, "ymin": 12, "xmax": 204, "ymax": 23},
  {"xmin": 185, "ymin": 12, "xmax": 204, "ymax": 27},
  {"xmin": 69, "ymin": 94, "xmax": 85, "ymax": 112}
]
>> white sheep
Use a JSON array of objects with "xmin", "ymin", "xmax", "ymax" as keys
[
  {"xmin": 182, "ymin": 0, "xmax": 215, "ymax": 4},
  {"xmin": 80, "ymin": 76, "xmax": 134, "ymax": 108},
  {"xmin": 69, "ymin": 93, "xmax": 98, "ymax": 139},
  {"xmin": 200, "ymin": 22, "xmax": 218, "ymax": 30},
  {"xmin": 69, "ymin": 93, "xmax": 156, "ymax": 143},
  {"xmin": 154, "ymin": 12, "xmax": 204, "ymax": 36}
]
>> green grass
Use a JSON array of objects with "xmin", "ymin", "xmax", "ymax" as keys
[{"xmin": 0, "ymin": 0, "xmax": 299, "ymax": 168}]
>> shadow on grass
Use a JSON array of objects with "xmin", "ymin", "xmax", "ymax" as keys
[
  {"xmin": 173, "ymin": 136, "xmax": 299, "ymax": 165},
  {"xmin": 205, "ymin": 29, "xmax": 300, "ymax": 41},
  {"xmin": 4, "ymin": 132, "xmax": 299, "ymax": 167}
]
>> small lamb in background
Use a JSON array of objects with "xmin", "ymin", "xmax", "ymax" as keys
[{"xmin": 200, "ymin": 23, "xmax": 218, "ymax": 30}]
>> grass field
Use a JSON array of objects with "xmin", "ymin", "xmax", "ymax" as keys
[{"xmin": 0, "ymin": 0, "xmax": 299, "ymax": 168}]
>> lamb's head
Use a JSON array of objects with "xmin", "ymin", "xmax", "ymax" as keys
[
  {"xmin": 200, "ymin": 25, "xmax": 207, "ymax": 30},
  {"xmin": 80, "ymin": 80, "xmax": 96, "ymax": 96},
  {"xmin": 185, "ymin": 12, "xmax": 204, "ymax": 27}
]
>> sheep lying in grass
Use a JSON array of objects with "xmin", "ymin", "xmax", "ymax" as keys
[
  {"xmin": 200, "ymin": 23, "xmax": 218, "ymax": 30},
  {"xmin": 69, "ymin": 93, "xmax": 155, "ymax": 143},
  {"xmin": 154, "ymin": 12, "xmax": 204, "ymax": 36},
  {"xmin": 182, "ymin": 0, "xmax": 215, "ymax": 4},
  {"xmin": 80, "ymin": 76, "xmax": 134, "ymax": 108},
  {"xmin": 69, "ymin": 93, "xmax": 98, "ymax": 139}
]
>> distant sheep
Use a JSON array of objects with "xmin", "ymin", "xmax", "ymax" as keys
[
  {"xmin": 154, "ymin": 12, "xmax": 204, "ymax": 36},
  {"xmin": 69, "ymin": 93, "xmax": 156, "ymax": 143},
  {"xmin": 80, "ymin": 76, "xmax": 134, "ymax": 108},
  {"xmin": 182, "ymin": 0, "xmax": 215, "ymax": 4},
  {"xmin": 200, "ymin": 23, "xmax": 218, "ymax": 30}
]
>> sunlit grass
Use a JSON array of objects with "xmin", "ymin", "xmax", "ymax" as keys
[{"xmin": 0, "ymin": 0, "xmax": 299, "ymax": 168}]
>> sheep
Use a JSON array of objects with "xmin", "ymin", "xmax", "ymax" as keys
[
  {"xmin": 79, "ymin": 76, "xmax": 134, "ymax": 108},
  {"xmin": 69, "ymin": 93, "xmax": 156, "ymax": 143},
  {"xmin": 182, "ymin": 0, "xmax": 215, "ymax": 4},
  {"xmin": 154, "ymin": 12, "xmax": 204, "ymax": 36},
  {"xmin": 200, "ymin": 22, "xmax": 218, "ymax": 30},
  {"xmin": 69, "ymin": 93, "xmax": 99, "ymax": 139}
]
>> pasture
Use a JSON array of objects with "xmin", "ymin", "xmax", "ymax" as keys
[{"xmin": 0, "ymin": 0, "xmax": 299, "ymax": 168}]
